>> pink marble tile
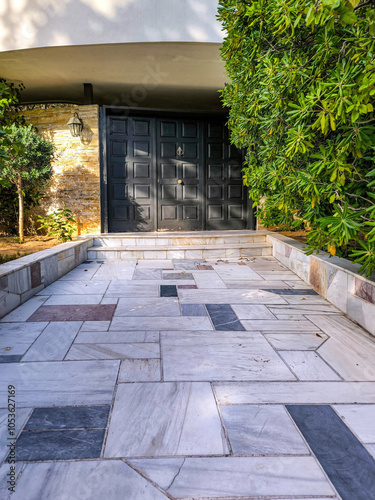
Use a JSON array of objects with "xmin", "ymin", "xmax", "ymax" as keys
[{"xmin": 27, "ymin": 305, "xmax": 116, "ymax": 322}]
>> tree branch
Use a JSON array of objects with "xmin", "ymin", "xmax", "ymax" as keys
[{"xmin": 355, "ymin": 0, "xmax": 375, "ymax": 10}]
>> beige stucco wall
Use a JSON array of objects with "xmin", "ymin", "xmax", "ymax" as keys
[{"xmin": 22, "ymin": 104, "xmax": 101, "ymax": 235}]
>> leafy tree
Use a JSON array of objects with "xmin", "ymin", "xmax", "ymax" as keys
[
  {"xmin": 218, "ymin": 0, "xmax": 375, "ymax": 276},
  {"xmin": 0, "ymin": 79, "xmax": 25, "ymax": 161},
  {"xmin": 38, "ymin": 207, "xmax": 76, "ymax": 242},
  {"xmin": 0, "ymin": 125, "xmax": 54, "ymax": 243}
]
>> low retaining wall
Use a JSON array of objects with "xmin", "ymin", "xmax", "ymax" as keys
[
  {"xmin": 0, "ymin": 238, "xmax": 93, "ymax": 319},
  {"xmin": 267, "ymin": 233, "xmax": 375, "ymax": 337}
]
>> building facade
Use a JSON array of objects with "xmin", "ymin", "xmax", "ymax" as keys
[{"xmin": 1, "ymin": 0, "xmax": 254, "ymax": 233}]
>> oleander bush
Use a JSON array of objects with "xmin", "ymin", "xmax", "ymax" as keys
[{"xmin": 218, "ymin": 0, "xmax": 375, "ymax": 276}]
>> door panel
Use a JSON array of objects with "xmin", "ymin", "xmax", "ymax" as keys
[
  {"xmin": 205, "ymin": 120, "xmax": 249, "ymax": 230},
  {"xmin": 107, "ymin": 116, "xmax": 156, "ymax": 232},
  {"xmin": 157, "ymin": 119, "xmax": 203, "ymax": 231}
]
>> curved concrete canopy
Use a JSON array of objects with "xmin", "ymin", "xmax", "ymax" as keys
[
  {"xmin": 0, "ymin": 42, "xmax": 226, "ymax": 110},
  {"xmin": 0, "ymin": 0, "xmax": 224, "ymax": 52}
]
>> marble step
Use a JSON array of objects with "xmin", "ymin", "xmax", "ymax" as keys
[
  {"xmin": 92, "ymin": 232, "xmax": 268, "ymax": 248},
  {"xmin": 87, "ymin": 243, "xmax": 273, "ymax": 260}
]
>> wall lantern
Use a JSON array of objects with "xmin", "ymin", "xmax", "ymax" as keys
[{"xmin": 67, "ymin": 112, "xmax": 83, "ymax": 137}]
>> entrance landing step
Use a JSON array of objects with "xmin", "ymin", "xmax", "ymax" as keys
[
  {"xmin": 87, "ymin": 242, "xmax": 272, "ymax": 260},
  {"xmin": 89, "ymin": 231, "xmax": 268, "ymax": 248}
]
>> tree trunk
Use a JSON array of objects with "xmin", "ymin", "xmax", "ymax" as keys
[{"xmin": 17, "ymin": 176, "xmax": 24, "ymax": 244}]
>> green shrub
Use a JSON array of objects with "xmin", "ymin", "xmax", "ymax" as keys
[
  {"xmin": 218, "ymin": 0, "xmax": 375, "ymax": 276},
  {"xmin": 0, "ymin": 124, "xmax": 54, "ymax": 243},
  {"xmin": 38, "ymin": 207, "xmax": 76, "ymax": 242}
]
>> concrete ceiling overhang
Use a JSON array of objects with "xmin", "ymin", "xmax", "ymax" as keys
[{"xmin": 0, "ymin": 42, "xmax": 227, "ymax": 110}]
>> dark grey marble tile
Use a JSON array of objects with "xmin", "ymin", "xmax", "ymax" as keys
[
  {"xmin": 206, "ymin": 304, "xmax": 244, "ymax": 331},
  {"xmin": 264, "ymin": 289, "xmax": 318, "ymax": 295},
  {"xmin": 160, "ymin": 285, "xmax": 178, "ymax": 298},
  {"xmin": 15, "ymin": 429, "xmax": 105, "ymax": 461},
  {"xmin": 163, "ymin": 273, "xmax": 194, "ymax": 280},
  {"xmin": 0, "ymin": 355, "xmax": 22, "ymax": 363},
  {"xmin": 181, "ymin": 304, "xmax": 207, "ymax": 316},
  {"xmin": 287, "ymin": 405, "xmax": 375, "ymax": 500},
  {"xmin": 24, "ymin": 406, "xmax": 110, "ymax": 431}
]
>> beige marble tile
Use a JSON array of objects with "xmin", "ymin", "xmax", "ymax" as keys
[{"xmin": 119, "ymin": 359, "xmax": 161, "ymax": 382}]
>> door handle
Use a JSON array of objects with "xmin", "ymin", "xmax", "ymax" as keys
[{"xmin": 177, "ymin": 179, "xmax": 183, "ymax": 184}]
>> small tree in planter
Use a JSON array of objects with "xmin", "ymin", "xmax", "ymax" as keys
[{"xmin": 0, "ymin": 124, "xmax": 55, "ymax": 243}]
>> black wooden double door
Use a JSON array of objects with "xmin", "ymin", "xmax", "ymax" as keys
[{"xmin": 107, "ymin": 114, "xmax": 250, "ymax": 232}]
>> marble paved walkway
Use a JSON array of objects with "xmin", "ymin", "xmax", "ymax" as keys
[{"xmin": 0, "ymin": 256, "xmax": 375, "ymax": 500}]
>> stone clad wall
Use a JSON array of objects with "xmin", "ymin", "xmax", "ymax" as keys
[
  {"xmin": 22, "ymin": 104, "xmax": 101, "ymax": 235},
  {"xmin": 267, "ymin": 233, "xmax": 375, "ymax": 337}
]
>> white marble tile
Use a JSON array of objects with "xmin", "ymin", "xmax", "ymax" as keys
[
  {"xmin": 221, "ymin": 404, "xmax": 309, "ymax": 455},
  {"xmin": 231, "ymin": 305, "xmax": 276, "ymax": 320},
  {"xmin": 326, "ymin": 269, "xmax": 348, "ymax": 312},
  {"xmin": 284, "ymin": 295, "xmax": 330, "ymax": 304},
  {"xmin": 134, "ymin": 269, "xmax": 162, "ymax": 280},
  {"xmin": 333, "ymin": 405, "xmax": 375, "ymax": 443},
  {"xmin": 0, "ymin": 408, "xmax": 31, "ymax": 461},
  {"xmin": 264, "ymin": 333, "xmax": 328, "ymax": 350},
  {"xmin": 347, "ymin": 293, "xmax": 375, "ymax": 336},
  {"xmin": 162, "ymin": 331, "xmax": 295, "ymax": 381},
  {"xmin": 22, "ymin": 321, "xmax": 82, "ymax": 362},
  {"xmin": 8, "ymin": 268, "xmax": 30, "ymax": 294},
  {"xmin": 0, "ymin": 322, "xmax": 48, "ymax": 356},
  {"xmin": 104, "ymin": 382, "xmax": 228, "ymax": 457},
  {"xmin": 0, "ymin": 296, "xmax": 47, "ymax": 322},
  {"xmin": 92, "ymin": 261, "xmax": 136, "ymax": 280},
  {"xmin": 275, "ymin": 314, "xmax": 310, "ymax": 320},
  {"xmin": 309, "ymin": 315, "xmax": 375, "ymax": 381},
  {"xmin": 137, "ymin": 260, "xmax": 173, "ymax": 268},
  {"xmin": 192, "ymin": 271, "xmax": 226, "ymax": 289},
  {"xmin": 269, "ymin": 304, "xmax": 340, "ymax": 315},
  {"xmin": 101, "ymin": 297, "xmax": 118, "ymax": 305},
  {"xmin": 241, "ymin": 319, "xmax": 318, "ymax": 332},
  {"xmin": 0, "ymin": 360, "xmax": 119, "ymax": 407},
  {"xmin": 43, "ymin": 294, "xmax": 103, "ymax": 305},
  {"xmin": 225, "ymin": 280, "xmax": 291, "ymax": 288},
  {"xmin": 119, "ymin": 359, "xmax": 161, "ymax": 382},
  {"xmin": 178, "ymin": 289, "xmax": 288, "ymax": 304},
  {"xmin": 115, "ymin": 297, "xmax": 180, "ymax": 317},
  {"xmin": 66, "ymin": 343, "xmax": 160, "ymax": 360},
  {"xmin": 215, "ymin": 381, "xmax": 375, "ymax": 404},
  {"xmin": 366, "ymin": 444, "xmax": 375, "ymax": 458},
  {"xmin": 110, "ymin": 316, "xmax": 213, "ymax": 331},
  {"xmin": 12, "ymin": 461, "xmax": 168, "ymax": 500},
  {"xmin": 81, "ymin": 321, "xmax": 110, "ymax": 331},
  {"xmin": 258, "ymin": 274, "xmax": 297, "ymax": 281},
  {"xmin": 129, "ymin": 458, "xmax": 183, "ymax": 491},
  {"xmin": 105, "ymin": 280, "xmax": 159, "ymax": 297},
  {"xmin": 0, "ymin": 462, "xmax": 24, "ymax": 500},
  {"xmin": 214, "ymin": 264, "xmax": 263, "ymax": 281},
  {"xmin": 279, "ymin": 351, "xmax": 341, "ymax": 381},
  {"xmin": 38, "ymin": 280, "xmax": 110, "ymax": 295},
  {"xmin": 75, "ymin": 330, "xmax": 159, "ymax": 343},
  {"xmin": 59, "ymin": 265, "xmax": 100, "ymax": 281},
  {"xmin": 129, "ymin": 457, "xmax": 334, "ymax": 498}
]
